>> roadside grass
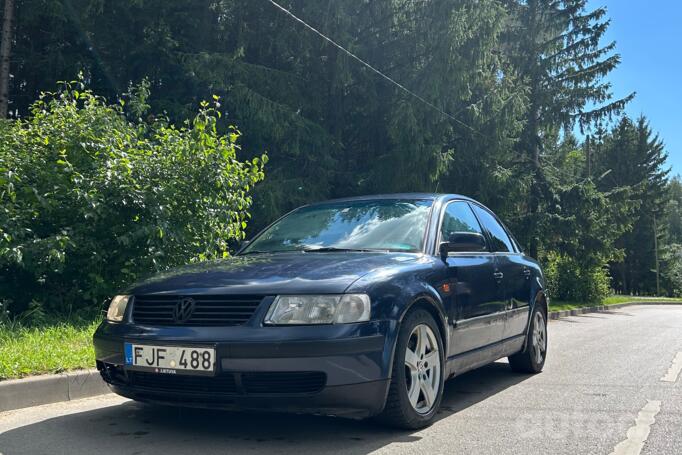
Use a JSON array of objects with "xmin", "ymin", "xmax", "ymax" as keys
[
  {"xmin": 0, "ymin": 319, "xmax": 100, "ymax": 380},
  {"xmin": 549, "ymin": 295, "xmax": 682, "ymax": 312}
]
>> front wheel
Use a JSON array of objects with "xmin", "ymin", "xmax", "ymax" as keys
[
  {"xmin": 378, "ymin": 309, "xmax": 444, "ymax": 429},
  {"xmin": 508, "ymin": 305, "xmax": 547, "ymax": 373}
]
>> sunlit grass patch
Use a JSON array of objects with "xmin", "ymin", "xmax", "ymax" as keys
[
  {"xmin": 0, "ymin": 319, "xmax": 100, "ymax": 380},
  {"xmin": 549, "ymin": 295, "xmax": 682, "ymax": 312}
]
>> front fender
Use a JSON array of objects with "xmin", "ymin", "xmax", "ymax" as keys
[
  {"xmin": 346, "ymin": 260, "xmax": 450, "ymax": 366},
  {"xmin": 344, "ymin": 255, "xmax": 446, "ymax": 320}
]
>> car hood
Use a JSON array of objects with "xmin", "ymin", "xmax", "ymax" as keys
[{"xmin": 127, "ymin": 251, "xmax": 425, "ymax": 295}]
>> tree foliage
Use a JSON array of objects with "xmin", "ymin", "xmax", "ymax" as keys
[
  {"xmin": 0, "ymin": 78, "xmax": 265, "ymax": 315},
  {"xmin": 0, "ymin": 0, "xmax": 680, "ymax": 311},
  {"xmin": 501, "ymin": 0, "xmax": 634, "ymax": 260},
  {"xmin": 592, "ymin": 117, "xmax": 669, "ymax": 294}
]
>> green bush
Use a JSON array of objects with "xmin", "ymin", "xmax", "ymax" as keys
[
  {"xmin": 661, "ymin": 243, "xmax": 682, "ymax": 297},
  {"xmin": 0, "ymin": 79, "xmax": 266, "ymax": 317},
  {"xmin": 544, "ymin": 252, "xmax": 611, "ymax": 303}
]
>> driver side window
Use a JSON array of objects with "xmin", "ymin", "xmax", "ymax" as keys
[
  {"xmin": 470, "ymin": 204, "xmax": 515, "ymax": 253},
  {"xmin": 440, "ymin": 201, "xmax": 485, "ymax": 244}
]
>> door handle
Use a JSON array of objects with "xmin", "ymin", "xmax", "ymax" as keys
[{"xmin": 493, "ymin": 271, "xmax": 504, "ymax": 280}]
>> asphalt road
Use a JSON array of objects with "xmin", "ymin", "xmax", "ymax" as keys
[{"xmin": 1, "ymin": 305, "xmax": 681, "ymax": 455}]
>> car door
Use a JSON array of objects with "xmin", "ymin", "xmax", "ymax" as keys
[
  {"xmin": 469, "ymin": 203, "xmax": 530, "ymax": 341},
  {"xmin": 439, "ymin": 200, "xmax": 506, "ymax": 356}
]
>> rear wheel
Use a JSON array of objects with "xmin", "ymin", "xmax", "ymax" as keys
[
  {"xmin": 379, "ymin": 309, "xmax": 444, "ymax": 429},
  {"xmin": 508, "ymin": 305, "xmax": 547, "ymax": 373}
]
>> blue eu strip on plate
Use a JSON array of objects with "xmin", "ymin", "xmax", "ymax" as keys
[{"xmin": 124, "ymin": 342, "xmax": 133, "ymax": 365}]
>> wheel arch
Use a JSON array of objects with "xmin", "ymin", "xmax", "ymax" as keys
[
  {"xmin": 534, "ymin": 290, "xmax": 548, "ymax": 316},
  {"xmin": 398, "ymin": 294, "xmax": 449, "ymax": 359},
  {"xmin": 521, "ymin": 290, "xmax": 548, "ymax": 352}
]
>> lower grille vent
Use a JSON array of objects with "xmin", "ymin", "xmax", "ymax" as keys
[{"xmin": 122, "ymin": 370, "xmax": 326, "ymax": 395}]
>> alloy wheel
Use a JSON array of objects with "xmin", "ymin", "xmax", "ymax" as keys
[
  {"xmin": 532, "ymin": 311, "xmax": 547, "ymax": 364},
  {"xmin": 404, "ymin": 323, "xmax": 441, "ymax": 414}
]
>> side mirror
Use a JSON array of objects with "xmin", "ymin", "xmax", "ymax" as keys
[
  {"xmin": 238, "ymin": 240, "xmax": 251, "ymax": 252},
  {"xmin": 439, "ymin": 232, "xmax": 487, "ymax": 257}
]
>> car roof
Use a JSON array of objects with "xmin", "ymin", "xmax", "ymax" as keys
[{"xmin": 306, "ymin": 193, "xmax": 475, "ymax": 206}]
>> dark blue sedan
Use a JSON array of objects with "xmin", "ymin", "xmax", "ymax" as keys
[{"xmin": 94, "ymin": 194, "xmax": 548, "ymax": 429}]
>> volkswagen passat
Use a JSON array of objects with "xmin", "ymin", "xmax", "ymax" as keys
[{"xmin": 94, "ymin": 194, "xmax": 547, "ymax": 429}]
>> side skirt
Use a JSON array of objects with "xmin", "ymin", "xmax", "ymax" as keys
[{"xmin": 445, "ymin": 334, "xmax": 525, "ymax": 379}]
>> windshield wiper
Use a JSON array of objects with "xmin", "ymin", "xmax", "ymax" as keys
[
  {"xmin": 238, "ymin": 250, "xmax": 272, "ymax": 256},
  {"xmin": 238, "ymin": 250, "xmax": 298, "ymax": 256},
  {"xmin": 240, "ymin": 247, "xmax": 391, "ymax": 255},
  {"xmin": 301, "ymin": 247, "xmax": 388, "ymax": 253}
]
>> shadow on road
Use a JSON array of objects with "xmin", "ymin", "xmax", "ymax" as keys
[{"xmin": 0, "ymin": 362, "xmax": 532, "ymax": 455}]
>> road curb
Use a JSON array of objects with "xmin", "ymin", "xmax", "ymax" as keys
[
  {"xmin": 547, "ymin": 300, "xmax": 682, "ymax": 320},
  {"xmin": 0, "ymin": 368, "xmax": 109, "ymax": 413}
]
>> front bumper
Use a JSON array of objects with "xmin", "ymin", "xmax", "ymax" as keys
[{"xmin": 94, "ymin": 319, "xmax": 397, "ymax": 418}]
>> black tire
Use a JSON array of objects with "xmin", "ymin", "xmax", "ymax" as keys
[
  {"xmin": 378, "ymin": 309, "xmax": 445, "ymax": 430},
  {"xmin": 508, "ymin": 304, "xmax": 547, "ymax": 374}
]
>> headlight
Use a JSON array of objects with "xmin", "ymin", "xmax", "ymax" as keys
[
  {"xmin": 106, "ymin": 295, "xmax": 131, "ymax": 322},
  {"xmin": 265, "ymin": 294, "xmax": 371, "ymax": 325}
]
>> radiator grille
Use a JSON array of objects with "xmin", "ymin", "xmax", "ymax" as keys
[{"xmin": 132, "ymin": 295, "xmax": 263, "ymax": 326}]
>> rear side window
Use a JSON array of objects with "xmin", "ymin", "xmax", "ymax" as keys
[
  {"xmin": 440, "ymin": 201, "xmax": 484, "ymax": 240},
  {"xmin": 470, "ymin": 204, "xmax": 515, "ymax": 253}
]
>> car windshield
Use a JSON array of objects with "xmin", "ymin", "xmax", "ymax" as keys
[{"xmin": 242, "ymin": 199, "xmax": 433, "ymax": 254}]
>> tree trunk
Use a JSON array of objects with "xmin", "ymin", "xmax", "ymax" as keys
[
  {"xmin": 0, "ymin": 0, "xmax": 15, "ymax": 118},
  {"xmin": 526, "ymin": 101, "xmax": 541, "ymax": 259}
]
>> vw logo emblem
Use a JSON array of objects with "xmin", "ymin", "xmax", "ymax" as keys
[{"xmin": 173, "ymin": 297, "xmax": 196, "ymax": 323}]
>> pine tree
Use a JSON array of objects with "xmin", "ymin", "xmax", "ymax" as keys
[
  {"xmin": 595, "ymin": 116, "xmax": 669, "ymax": 294},
  {"xmin": 503, "ymin": 0, "xmax": 634, "ymax": 258},
  {"xmin": 665, "ymin": 177, "xmax": 682, "ymax": 245},
  {"xmin": 178, "ymin": 0, "xmax": 524, "ymax": 227},
  {"xmin": 662, "ymin": 177, "xmax": 682, "ymax": 296}
]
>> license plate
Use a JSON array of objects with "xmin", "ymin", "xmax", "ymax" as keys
[{"xmin": 124, "ymin": 343, "xmax": 216, "ymax": 376}]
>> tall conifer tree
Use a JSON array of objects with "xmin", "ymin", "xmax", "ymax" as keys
[
  {"xmin": 595, "ymin": 116, "xmax": 669, "ymax": 293},
  {"xmin": 503, "ymin": 0, "xmax": 633, "ymax": 257}
]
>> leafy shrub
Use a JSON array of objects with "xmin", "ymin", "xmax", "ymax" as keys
[
  {"xmin": 661, "ymin": 243, "xmax": 682, "ymax": 297},
  {"xmin": 0, "ymin": 79, "xmax": 266, "ymax": 316},
  {"xmin": 544, "ymin": 252, "xmax": 611, "ymax": 303}
]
